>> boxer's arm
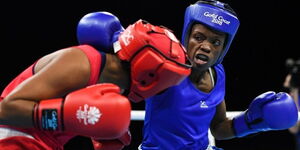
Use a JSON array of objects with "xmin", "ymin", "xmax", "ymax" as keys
[
  {"xmin": 210, "ymin": 101, "xmax": 235, "ymax": 140},
  {"xmin": 0, "ymin": 47, "xmax": 90, "ymax": 127},
  {"xmin": 33, "ymin": 83, "xmax": 131, "ymax": 138},
  {"xmin": 211, "ymin": 92, "xmax": 298, "ymax": 139},
  {"xmin": 233, "ymin": 92, "xmax": 298, "ymax": 137}
]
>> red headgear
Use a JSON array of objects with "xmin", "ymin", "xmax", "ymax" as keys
[{"xmin": 113, "ymin": 20, "xmax": 192, "ymax": 102}]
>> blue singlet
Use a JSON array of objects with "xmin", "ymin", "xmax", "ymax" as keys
[{"xmin": 141, "ymin": 64, "xmax": 226, "ymax": 150}]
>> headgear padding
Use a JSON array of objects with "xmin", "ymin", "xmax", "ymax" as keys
[
  {"xmin": 114, "ymin": 20, "xmax": 192, "ymax": 102},
  {"xmin": 182, "ymin": 0, "xmax": 240, "ymax": 64}
]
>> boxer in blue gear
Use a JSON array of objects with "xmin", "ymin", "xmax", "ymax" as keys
[
  {"xmin": 74, "ymin": 4, "xmax": 298, "ymax": 150},
  {"xmin": 140, "ymin": 0, "xmax": 298, "ymax": 149}
]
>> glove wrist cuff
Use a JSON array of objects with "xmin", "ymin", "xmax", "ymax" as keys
[
  {"xmin": 33, "ymin": 98, "xmax": 63, "ymax": 131},
  {"xmin": 233, "ymin": 111, "xmax": 256, "ymax": 137}
]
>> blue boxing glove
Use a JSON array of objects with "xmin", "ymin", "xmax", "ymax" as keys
[
  {"xmin": 233, "ymin": 91, "xmax": 298, "ymax": 137},
  {"xmin": 77, "ymin": 11, "xmax": 124, "ymax": 53}
]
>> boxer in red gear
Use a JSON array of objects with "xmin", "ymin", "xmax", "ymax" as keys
[{"xmin": 0, "ymin": 18, "xmax": 191, "ymax": 150}]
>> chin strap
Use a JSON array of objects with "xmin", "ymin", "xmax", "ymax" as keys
[{"xmin": 208, "ymin": 67, "xmax": 215, "ymax": 86}]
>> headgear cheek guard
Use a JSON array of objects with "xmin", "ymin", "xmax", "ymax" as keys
[
  {"xmin": 182, "ymin": 0, "xmax": 240, "ymax": 64},
  {"xmin": 114, "ymin": 20, "xmax": 192, "ymax": 102}
]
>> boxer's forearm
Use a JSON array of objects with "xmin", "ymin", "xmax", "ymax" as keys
[
  {"xmin": 211, "ymin": 119, "xmax": 235, "ymax": 140},
  {"xmin": 0, "ymin": 99, "xmax": 36, "ymax": 127}
]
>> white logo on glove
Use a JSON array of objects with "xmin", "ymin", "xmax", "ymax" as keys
[{"xmin": 76, "ymin": 104, "xmax": 102, "ymax": 125}]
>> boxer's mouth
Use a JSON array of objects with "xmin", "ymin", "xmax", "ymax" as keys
[{"xmin": 194, "ymin": 54, "xmax": 208, "ymax": 65}]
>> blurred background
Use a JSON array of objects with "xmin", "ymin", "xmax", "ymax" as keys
[{"xmin": 1, "ymin": 0, "xmax": 297, "ymax": 149}]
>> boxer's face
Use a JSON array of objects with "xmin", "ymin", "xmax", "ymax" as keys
[{"xmin": 187, "ymin": 23, "xmax": 226, "ymax": 71}]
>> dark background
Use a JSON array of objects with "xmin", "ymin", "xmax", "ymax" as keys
[{"xmin": 1, "ymin": 0, "xmax": 297, "ymax": 150}]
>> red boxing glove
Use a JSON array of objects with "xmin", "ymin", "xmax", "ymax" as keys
[
  {"xmin": 92, "ymin": 131, "xmax": 131, "ymax": 150},
  {"xmin": 33, "ymin": 83, "xmax": 131, "ymax": 139}
]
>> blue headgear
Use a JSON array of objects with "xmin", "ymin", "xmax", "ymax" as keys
[{"xmin": 181, "ymin": 0, "xmax": 240, "ymax": 64}]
